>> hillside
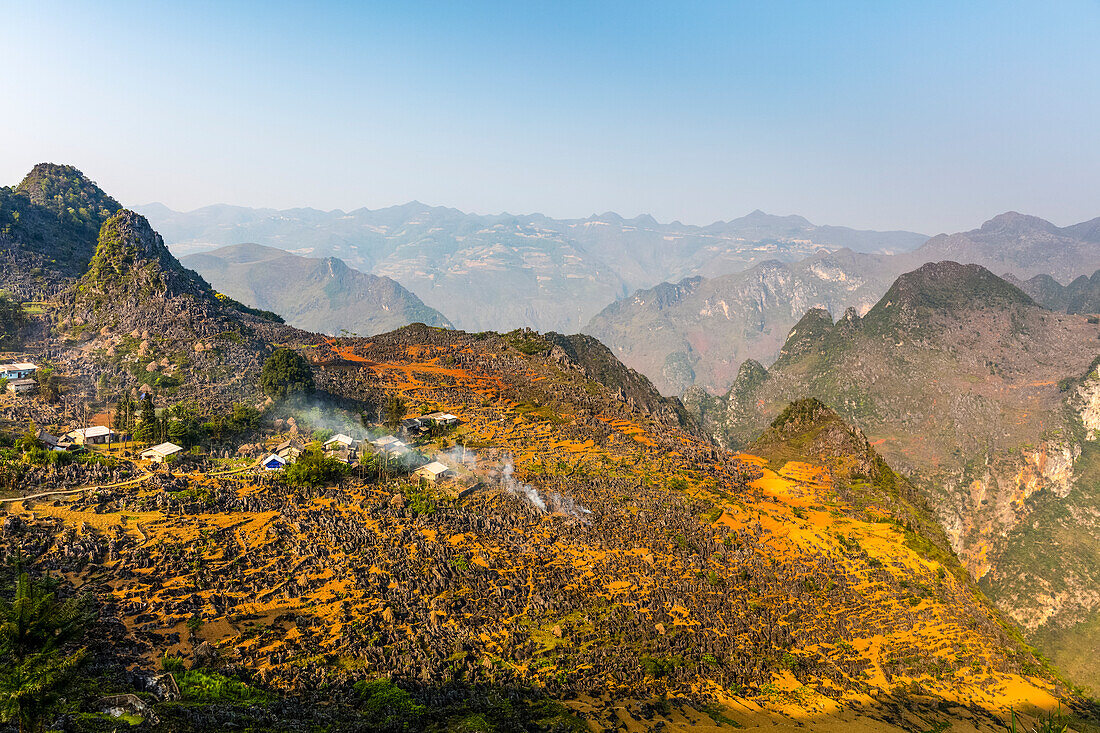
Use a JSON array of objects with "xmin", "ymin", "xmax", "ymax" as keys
[
  {"xmin": 140, "ymin": 201, "xmax": 926, "ymax": 332},
  {"xmin": 0, "ymin": 165, "xmax": 1092, "ymax": 729},
  {"xmin": 912, "ymin": 213, "xmax": 1100, "ymax": 284},
  {"xmin": 0, "ymin": 163, "xmax": 122, "ymax": 297},
  {"xmin": 587, "ymin": 213, "xmax": 1100, "ymax": 396},
  {"xmin": 687, "ymin": 262, "xmax": 1100, "ymax": 690},
  {"xmin": 181, "ymin": 243, "xmax": 453, "ymax": 335},
  {"xmin": 58, "ymin": 210, "xmax": 299, "ymax": 407},
  {"xmin": 1, "ymin": 322, "xmax": 1084, "ymax": 730}
]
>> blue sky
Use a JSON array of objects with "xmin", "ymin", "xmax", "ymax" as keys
[{"xmin": 2, "ymin": 0, "xmax": 1098, "ymax": 233}]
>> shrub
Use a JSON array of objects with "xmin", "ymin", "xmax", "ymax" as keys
[
  {"xmin": 260, "ymin": 348, "xmax": 314, "ymax": 399},
  {"xmin": 282, "ymin": 447, "xmax": 348, "ymax": 488},
  {"xmin": 352, "ymin": 679, "xmax": 425, "ymax": 730}
]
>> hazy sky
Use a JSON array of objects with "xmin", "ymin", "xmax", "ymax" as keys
[{"xmin": 2, "ymin": 1, "xmax": 1098, "ymax": 234}]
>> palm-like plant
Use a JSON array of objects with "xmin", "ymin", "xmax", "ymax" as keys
[{"xmin": 0, "ymin": 556, "xmax": 95, "ymax": 733}]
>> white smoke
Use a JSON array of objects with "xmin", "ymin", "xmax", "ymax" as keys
[
  {"xmin": 502, "ymin": 455, "xmax": 547, "ymax": 512},
  {"xmin": 280, "ymin": 396, "xmax": 366, "ymax": 439}
]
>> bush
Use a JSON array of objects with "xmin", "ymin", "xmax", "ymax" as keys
[
  {"xmin": 353, "ymin": 679, "xmax": 425, "ymax": 730},
  {"xmin": 282, "ymin": 447, "xmax": 348, "ymax": 488},
  {"xmin": 260, "ymin": 349, "xmax": 314, "ymax": 399}
]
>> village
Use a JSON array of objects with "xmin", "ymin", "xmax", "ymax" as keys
[{"xmin": 0, "ymin": 358, "xmax": 485, "ymax": 502}]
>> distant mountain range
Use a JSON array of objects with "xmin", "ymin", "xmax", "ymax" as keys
[
  {"xmin": 139, "ymin": 202, "xmax": 927, "ymax": 333},
  {"xmin": 181, "ymin": 243, "xmax": 452, "ymax": 336},
  {"xmin": 1006, "ymin": 268, "xmax": 1100, "ymax": 314},
  {"xmin": 587, "ymin": 212, "xmax": 1100, "ymax": 395},
  {"xmin": 683, "ymin": 261, "xmax": 1100, "ymax": 689}
]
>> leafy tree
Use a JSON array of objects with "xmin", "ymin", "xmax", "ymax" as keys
[
  {"xmin": 167, "ymin": 405, "xmax": 203, "ymax": 448},
  {"xmin": 228, "ymin": 403, "xmax": 260, "ymax": 432},
  {"xmin": 135, "ymin": 394, "xmax": 157, "ymax": 442},
  {"xmin": 383, "ymin": 394, "xmax": 406, "ymax": 430},
  {"xmin": 282, "ymin": 446, "xmax": 348, "ymax": 489},
  {"xmin": 259, "ymin": 349, "xmax": 314, "ymax": 399},
  {"xmin": 114, "ymin": 396, "xmax": 136, "ymax": 432},
  {"xmin": 0, "ymin": 557, "xmax": 96, "ymax": 733}
]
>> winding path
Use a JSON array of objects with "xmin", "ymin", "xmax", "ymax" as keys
[{"xmin": 0, "ymin": 471, "xmax": 154, "ymax": 505}]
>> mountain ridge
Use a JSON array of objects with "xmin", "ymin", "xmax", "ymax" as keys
[
  {"xmin": 685, "ymin": 262, "xmax": 1100, "ymax": 690},
  {"xmin": 181, "ymin": 242, "xmax": 453, "ymax": 336}
]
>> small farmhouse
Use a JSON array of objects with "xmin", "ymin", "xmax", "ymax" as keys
[
  {"xmin": 323, "ymin": 434, "xmax": 358, "ymax": 451},
  {"xmin": 420, "ymin": 412, "xmax": 459, "ymax": 426},
  {"xmin": 141, "ymin": 442, "xmax": 183, "ymax": 463},
  {"xmin": 414, "ymin": 461, "xmax": 454, "ymax": 482},
  {"xmin": 370, "ymin": 435, "xmax": 409, "ymax": 456},
  {"xmin": 5, "ymin": 378, "xmax": 37, "ymax": 394},
  {"xmin": 275, "ymin": 440, "xmax": 304, "ymax": 461},
  {"xmin": 36, "ymin": 430, "xmax": 78, "ymax": 452},
  {"xmin": 0, "ymin": 362, "xmax": 37, "ymax": 381},
  {"xmin": 65, "ymin": 426, "xmax": 121, "ymax": 445},
  {"xmin": 399, "ymin": 417, "xmax": 424, "ymax": 435},
  {"xmin": 262, "ymin": 454, "xmax": 287, "ymax": 470}
]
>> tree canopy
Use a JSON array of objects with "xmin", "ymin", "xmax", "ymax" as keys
[{"xmin": 260, "ymin": 349, "xmax": 315, "ymax": 399}]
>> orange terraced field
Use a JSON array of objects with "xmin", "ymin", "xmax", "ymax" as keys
[{"xmin": 3, "ymin": 328, "xmax": 1085, "ymax": 731}]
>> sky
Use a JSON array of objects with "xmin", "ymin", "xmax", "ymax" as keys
[{"xmin": 1, "ymin": 0, "xmax": 1098, "ymax": 234}]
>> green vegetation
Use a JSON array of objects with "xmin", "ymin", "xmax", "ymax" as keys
[
  {"xmin": 504, "ymin": 329, "xmax": 549, "ymax": 355},
  {"xmin": 260, "ymin": 348, "xmax": 315, "ymax": 399},
  {"xmin": 384, "ymin": 393, "xmax": 406, "ymax": 430},
  {"xmin": 352, "ymin": 678, "xmax": 425, "ymax": 730},
  {"xmin": 0, "ymin": 293, "xmax": 24, "ymax": 348},
  {"xmin": 0, "ymin": 164, "xmax": 121, "ymax": 277},
  {"xmin": 282, "ymin": 446, "xmax": 348, "ymax": 488},
  {"xmin": 0, "ymin": 557, "xmax": 96, "ymax": 733}
]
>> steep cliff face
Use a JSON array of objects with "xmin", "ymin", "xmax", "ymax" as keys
[
  {"xmin": 585, "ymin": 250, "xmax": 899, "ymax": 395},
  {"xmin": 698, "ymin": 263, "xmax": 1100, "ymax": 689}
]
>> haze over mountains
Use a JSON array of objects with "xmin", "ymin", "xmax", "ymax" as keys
[
  {"xmin": 143, "ymin": 201, "xmax": 1100, "ymax": 399},
  {"xmin": 683, "ymin": 261, "xmax": 1100, "ymax": 689},
  {"xmin": 181, "ymin": 243, "xmax": 452, "ymax": 336},
  {"xmin": 9, "ymin": 163, "xmax": 1093, "ymax": 728},
  {"xmin": 140, "ymin": 201, "xmax": 927, "ymax": 333},
  {"xmin": 590, "ymin": 212, "xmax": 1100, "ymax": 395}
]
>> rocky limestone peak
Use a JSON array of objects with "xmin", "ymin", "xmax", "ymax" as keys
[
  {"xmin": 776, "ymin": 307, "xmax": 834, "ymax": 363},
  {"xmin": 861, "ymin": 261, "xmax": 1033, "ymax": 332},
  {"xmin": 15, "ymin": 162, "xmax": 121, "ymax": 216},
  {"xmin": 82, "ymin": 209, "xmax": 215, "ymax": 303}
]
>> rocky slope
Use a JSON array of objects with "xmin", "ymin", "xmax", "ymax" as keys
[
  {"xmin": 0, "ymin": 163, "xmax": 122, "ymax": 298},
  {"xmin": 587, "ymin": 212, "xmax": 1100, "ymax": 396},
  {"xmin": 685, "ymin": 262, "xmax": 1100, "ymax": 690},
  {"xmin": 60, "ymin": 210, "xmax": 299, "ymax": 407},
  {"xmin": 141, "ymin": 201, "xmax": 926, "ymax": 332},
  {"xmin": 584, "ymin": 249, "xmax": 901, "ymax": 395},
  {"xmin": 2, "ymin": 323, "xmax": 1083, "ymax": 730},
  {"xmin": 181, "ymin": 242, "xmax": 453, "ymax": 335}
]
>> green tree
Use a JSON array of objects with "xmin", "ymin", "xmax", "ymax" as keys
[
  {"xmin": 228, "ymin": 403, "xmax": 260, "ymax": 432},
  {"xmin": 282, "ymin": 446, "xmax": 348, "ymax": 489},
  {"xmin": 135, "ymin": 394, "xmax": 157, "ymax": 442},
  {"xmin": 383, "ymin": 394, "xmax": 406, "ymax": 430},
  {"xmin": 33, "ymin": 368, "xmax": 58, "ymax": 403},
  {"xmin": 0, "ymin": 557, "xmax": 96, "ymax": 733},
  {"xmin": 259, "ymin": 349, "xmax": 314, "ymax": 399}
]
